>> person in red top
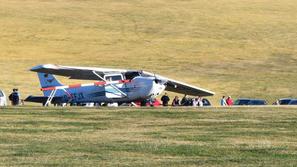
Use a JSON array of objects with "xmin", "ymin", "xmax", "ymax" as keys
[{"xmin": 226, "ymin": 96, "xmax": 234, "ymax": 106}]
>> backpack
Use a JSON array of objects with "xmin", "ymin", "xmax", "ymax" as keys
[{"xmin": 9, "ymin": 94, "xmax": 13, "ymax": 101}]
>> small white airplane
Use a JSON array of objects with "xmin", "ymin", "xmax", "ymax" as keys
[{"xmin": 25, "ymin": 64, "xmax": 215, "ymax": 106}]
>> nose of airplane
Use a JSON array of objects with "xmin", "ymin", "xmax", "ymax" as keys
[
  {"xmin": 149, "ymin": 80, "xmax": 166, "ymax": 98},
  {"xmin": 131, "ymin": 77, "xmax": 166, "ymax": 99}
]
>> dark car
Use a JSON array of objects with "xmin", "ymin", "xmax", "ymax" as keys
[
  {"xmin": 274, "ymin": 98, "xmax": 293, "ymax": 105},
  {"xmin": 234, "ymin": 98, "xmax": 250, "ymax": 105},
  {"xmin": 234, "ymin": 98, "xmax": 267, "ymax": 106},
  {"xmin": 248, "ymin": 99, "xmax": 267, "ymax": 105},
  {"xmin": 288, "ymin": 99, "xmax": 297, "ymax": 105}
]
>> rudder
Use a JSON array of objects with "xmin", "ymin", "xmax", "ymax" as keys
[{"xmin": 37, "ymin": 73, "xmax": 63, "ymax": 88}]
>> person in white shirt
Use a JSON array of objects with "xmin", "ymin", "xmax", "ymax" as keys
[
  {"xmin": 192, "ymin": 97, "xmax": 199, "ymax": 107},
  {"xmin": 198, "ymin": 97, "xmax": 203, "ymax": 107}
]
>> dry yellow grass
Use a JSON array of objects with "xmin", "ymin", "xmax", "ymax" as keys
[{"xmin": 0, "ymin": 0, "xmax": 297, "ymax": 104}]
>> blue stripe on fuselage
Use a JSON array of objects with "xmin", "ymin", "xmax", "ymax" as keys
[{"xmin": 52, "ymin": 85, "xmax": 138, "ymax": 103}]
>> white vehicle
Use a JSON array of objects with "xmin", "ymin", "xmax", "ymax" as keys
[{"xmin": 0, "ymin": 90, "xmax": 7, "ymax": 106}]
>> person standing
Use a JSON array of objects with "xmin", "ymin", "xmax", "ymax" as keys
[
  {"xmin": 9, "ymin": 89, "xmax": 20, "ymax": 106},
  {"xmin": 181, "ymin": 94, "xmax": 189, "ymax": 106},
  {"xmin": 226, "ymin": 96, "xmax": 233, "ymax": 106},
  {"xmin": 198, "ymin": 96, "xmax": 204, "ymax": 107},
  {"xmin": 161, "ymin": 93, "xmax": 170, "ymax": 106},
  {"xmin": 192, "ymin": 97, "xmax": 199, "ymax": 107},
  {"xmin": 220, "ymin": 96, "xmax": 227, "ymax": 106},
  {"xmin": 172, "ymin": 96, "xmax": 180, "ymax": 106}
]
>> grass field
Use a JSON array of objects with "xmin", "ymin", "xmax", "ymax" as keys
[
  {"xmin": 1, "ymin": 1, "xmax": 297, "ymax": 166},
  {"xmin": 0, "ymin": 0, "xmax": 297, "ymax": 104},
  {"xmin": 0, "ymin": 107, "xmax": 296, "ymax": 166}
]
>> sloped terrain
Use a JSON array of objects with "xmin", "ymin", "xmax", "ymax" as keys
[{"xmin": 0, "ymin": 0, "xmax": 297, "ymax": 103}]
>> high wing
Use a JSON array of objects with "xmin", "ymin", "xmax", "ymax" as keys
[
  {"xmin": 165, "ymin": 79, "xmax": 214, "ymax": 96},
  {"xmin": 31, "ymin": 64, "xmax": 139, "ymax": 80},
  {"xmin": 142, "ymin": 71, "xmax": 215, "ymax": 97}
]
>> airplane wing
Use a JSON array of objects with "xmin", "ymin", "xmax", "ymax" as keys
[
  {"xmin": 142, "ymin": 71, "xmax": 215, "ymax": 96},
  {"xmin": 30, "ymin": 64, "xmax": 137, "ymax": 80},
  {"xmin": 165, "ymin": 79, "xmax": 215, "ymax": 96}
]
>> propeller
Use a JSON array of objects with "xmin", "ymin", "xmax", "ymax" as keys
[{"xmin": 153, "ymin": 73, "xmax": 160, "ymax": 84}]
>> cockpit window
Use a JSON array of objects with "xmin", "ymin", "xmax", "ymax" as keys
[
  {"xmin": 0, "ymin": 91, "xmax": 4, "ymax": 97},
  {"xmin": 105, "ymin": 75, "xmax": 123, "ymax": 81},
  {"xmin": 125, "ymin": 72, "xmax": 140, "ymax": 80}
]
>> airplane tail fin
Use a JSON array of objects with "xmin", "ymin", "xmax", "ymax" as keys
[
  {"xmin": 38, "ymin": 73, "xmax": 63, "ymax": 88},
  {"xmin": 37, "ymin": 73, "xmax": 64, "ymax": 96}
]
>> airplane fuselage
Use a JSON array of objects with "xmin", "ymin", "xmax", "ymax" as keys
[{"xmin": 45, "ymin": 76, "xmax": 166, "ymax": 104}]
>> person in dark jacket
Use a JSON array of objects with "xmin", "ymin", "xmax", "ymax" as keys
[
  {"xmin": 9, "ymin": 89, "xmax": 20, "ymax": 106},
  {"xmin": 161, "ymin": 93, "xmax": 170, "ymax": 106},
  {"xmin": 181, "ymin": 94, "xmax": 189, "ymax": 106},
  {"xmin": 172, "ymin": 96, "xmax": 180, "ymax": 106}
]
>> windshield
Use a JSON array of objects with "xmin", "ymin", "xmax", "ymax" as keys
[
  {"xmin": 289, "ymin": 100, "xmax": 297, "ymax": 105},
  {"xmin": 125, "ymin": 72, "xmax": 140, "ymax": 80},
  {"xmin": 280, "ymin": 99, "xmax": 291, "ymax": 105},
  {"xmin": 0, "ymin": 91, "xmax": 3, "ymax": 97}
]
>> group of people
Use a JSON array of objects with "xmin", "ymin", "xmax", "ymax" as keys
[
  {"xmin": 220, "ymin": 96, "xmax": 233, "ymax": 106},
  {"xmin": 8, "ymin": 88, "xmax": 21, "ymax": 106},
  {"xmin": 161, "ymin": 93, "xmax": 205, "ymax": 107},
  {"xmin": 161, "ymin": 93, "xmax": 235, "ymax": 107}
]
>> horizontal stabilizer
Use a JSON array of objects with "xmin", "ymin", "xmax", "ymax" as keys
[{"xmin": 25, "ymin": 95, "xmax": 63, "ymax": 104}]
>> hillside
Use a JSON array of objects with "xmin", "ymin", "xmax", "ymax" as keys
[{"xmin": 1, "ymin": 0, "xmax": 297, "ymax": 104}]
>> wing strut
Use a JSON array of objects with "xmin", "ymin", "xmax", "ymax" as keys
[
  {"xmin": 92, "ymin": 71, "xmax": 128, "ymax": 97},
  {"xmin": 45, "ymin": 89, "xmax": 57, "ymax": 106},
  {"xmin": 44, "ymin": 88, "xmax": 72, "ymax": 106}
]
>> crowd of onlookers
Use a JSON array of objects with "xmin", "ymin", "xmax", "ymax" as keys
[
  {"xmin": 160, "ymin": 93, "xmax": 211, "ymax": 107},
  {"xmin": 160, "ymin": 93, "xmax": 234, "ymax": 107}
]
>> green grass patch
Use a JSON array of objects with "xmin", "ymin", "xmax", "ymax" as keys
[{"xmin": 0, "ymin": 107, "xmax": 297, "ymax": 166}]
